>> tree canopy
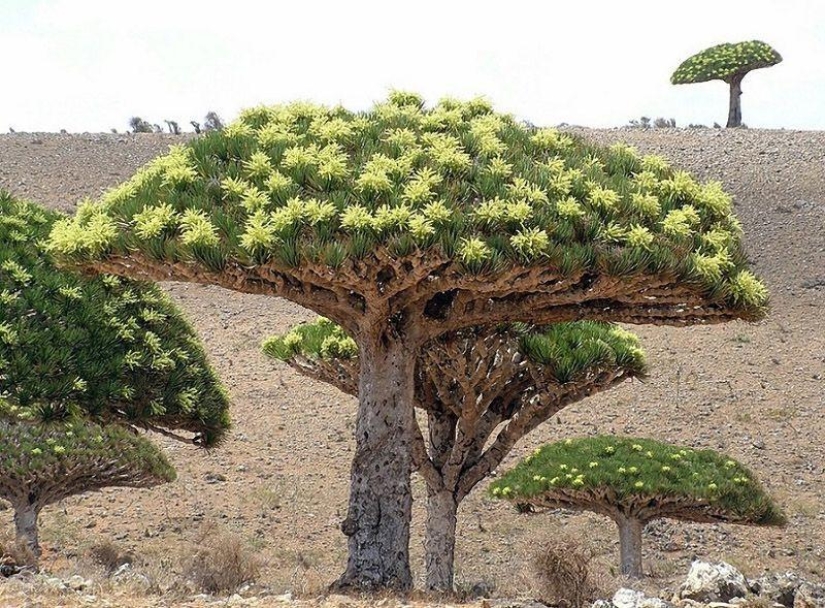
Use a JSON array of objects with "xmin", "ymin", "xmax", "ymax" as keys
[
  {"xmin": 0, "ymin": 410, "xmax": 175, "ymax": 508},
  {"xmin": 49, "ymin": 92, "xmax": 767, "ymax": 335},
  {"xmin": 671, "ymin": 41, "xmax": 782, "ymax": 85},
  {"xmin": 0, "ymin": 192, "xmax": 230, "ymax": 445},
  {"xmin": 490, "ymin": 436, "xmax": 785, "ymax": 526}
]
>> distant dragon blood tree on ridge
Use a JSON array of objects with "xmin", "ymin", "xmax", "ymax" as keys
[
  {"xmin": 0, "ymin": 192, "xmax": 230, "ymax": 562},
  {"xmin": 49, "ymin": 92, "xmax": 768, "ymax": 590},
  {"xmin": 671, "ymin": 40, "xmax": 782, "ymax": 128},
  {"xmin": 263, "ymin": 318, "xmax": 646, "ymax": 591}
]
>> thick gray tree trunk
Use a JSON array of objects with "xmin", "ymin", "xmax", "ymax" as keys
[
  {"xmin": 615, "ymin": 514, "xmax": 644, "ymax": 578},
  {"xmin": 13, "ymin": 502, "xmax": 41, "ymax": 563},
  {"xmin": 335, "ymin": 330, "xmax": 417, "ymax": 591},
  {"xmin": 424, "ymin": 489, "xmax": 458, "ymax": 592},
  {"xmin": 726, "ymin": 73, "xmax": 745, "ymax": 128}
]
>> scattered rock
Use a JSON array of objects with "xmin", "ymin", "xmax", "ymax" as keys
[
  {"xmin": 751, "ymin": 571, "xmax": 801, "ymax": 607},
  {"xmin": 678, "ymin": 560, "xmax": 749, "ymax": 603},
  {"xmin": 794, "ymin": 582, "xmax": 825, "ymax": 608},
  {"xmin": 66, "ymin": 574, "xmax": 94, "ymax": 591}
]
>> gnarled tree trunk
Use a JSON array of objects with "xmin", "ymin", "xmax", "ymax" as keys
[
  {"xmin": 615, "ymin": 514, "xmax": 645, "ymax": 578},
  {"xmin": 12, "ymin": 502, "xmax": 41, "ymax": 565},
  {"xmin": 334, "ymin": 326, "xmax": 418, "ymax": 591},
  {"xmin": 726, "ymin": 73, "xmax": 745, "ymax": 128}
]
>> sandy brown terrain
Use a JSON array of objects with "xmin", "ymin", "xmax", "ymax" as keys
[{"xmin": 0, "ymin": 128, "xmax": 823, "ymax": 605}]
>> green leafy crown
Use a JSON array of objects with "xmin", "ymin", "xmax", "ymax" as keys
[
  {"xmin": 49, "ymin": 92, "xmax": 767, "ymax": 313},
  {"xmin": 0, "ymin": 411, "xmax": 175, "ymax": 494},
  {"xmin": 0, "ymin": 192, "xmax": 230, "ymax": 445},
  {"xmin": 490, "ymin": 436, "xmax": 785, "ymax": 525},
  {"xmin": 671, "ymin": 40, "xmax": 782, "ymax": 84},
  {"xmin": 263, "ymin": 317, "xmax": 646, "ymax": 385}
]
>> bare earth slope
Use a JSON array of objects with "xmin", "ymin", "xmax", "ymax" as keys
[{"xmin": 0, "ymin": 129, "xmax": 823, "ymax": 598}]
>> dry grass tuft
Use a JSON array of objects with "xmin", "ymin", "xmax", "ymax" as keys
[
  {"xmin": 532, "ymin": 537, "xmax": 603, "ymax": 608},
  {"xmin": 182, "ymin": 528, "xmax": 261, "ymax": 595},
  {"xmin": 0, "ymin": 529, "xmax": 37, "ymax": 571}
]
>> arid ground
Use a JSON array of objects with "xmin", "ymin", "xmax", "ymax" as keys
[{"xmin": 0, "ymin": 127, "xmax": 823, "ymax": 605}]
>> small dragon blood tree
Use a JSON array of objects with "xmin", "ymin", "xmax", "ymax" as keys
[
  {"xmin": 263, "ymin": 318, "xmax": 646, "ymax": 591},
  {"xmin": 49, "ymin": 92, "xmax": 767, "ymax": 590},
  {"xmin": 0, "ymin": 408, "xmax": 175, "ymax": 563},
  {"xmin": 491, "ymin": 436, "xmax": 786, "ymax": 578},
  {"xmin": 0, "ymin": 191, "xmax": 230, "ymax": 560},
  {"xmin": 671, "ymin": 40, "xmax": 782, "ymax": 128}
]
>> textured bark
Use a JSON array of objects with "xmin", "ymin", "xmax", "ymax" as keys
[
  {"xmin": 424, "ymin": 489, "xmax": 458, "ymax": 592},
  {"xmin": 727, "ymin": 73, "xmax": 745, "ymax": 128},
  {"xmin": 616, "ymin": 515, "xmax": 645, "ymax": 578},
  {"xmin": 334, "ymin": 325, "xmax": 418, "ymax": 591},
  {"xmin": 12, "ymin": 502, "xmax": 40, "ymax": 562}
]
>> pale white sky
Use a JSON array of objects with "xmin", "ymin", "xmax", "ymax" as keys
[{"xmin": 1, "ymin": 0, "xmax": 823, "ymax": 132}]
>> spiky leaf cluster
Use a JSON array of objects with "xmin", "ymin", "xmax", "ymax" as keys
[
  {"xmin": 0, "ymin": 192, "xmax": 230, "ymax": 445},
  {"xmin": 671, "ymin": 41, "xmax": 782, "ymax": 84},
  {"xmin": 0, "ymin": 407, "xmax": 175, "ymax": 506},
  {"xmin": 263, "ymin": 318, "xmax": 645, "ymax": 385},
  {"xmin": 49, "ymin": 93, "xmax": 767, "ymax": 313},
  {"xmin": 490, "ymin": 436, "xmax": 785, "ymax": 525}
]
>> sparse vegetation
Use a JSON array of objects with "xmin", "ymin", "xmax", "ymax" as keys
[
  {"xmin": 128, "ymin": 117, "xmax": 153, "ymax": 134},
  {"xmin": 533, "ymin": 537, "xmax": 603, "ymax": 608},
  {"xmin": 182, "ymin": 530, "xmax": 261, "ymax": 594},
  {"xmin": 203, "ymin": 111, "xmax": 224, "ymax": 131}
]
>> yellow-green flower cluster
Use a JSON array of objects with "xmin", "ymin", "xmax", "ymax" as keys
[
  {"xmin": 46, "ymin": 93, "xmax": 767, "ymax": 314},
  {"xmin": 671, "ymin": 40, "xmax": 782, "ymax": 85}
]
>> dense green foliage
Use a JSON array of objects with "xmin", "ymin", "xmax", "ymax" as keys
[
  {"xmin": 0, "ymin": 191, "xmax": 230, "ymax": 444},
  {"xmin": 263, "ymin": 318, "xmax": 646, "ymax": 385},
  {"xmin": 671, "ymin": 41, "xmax": 782, "ymax": 84},
  {"xmin": 50, "ymin": 92, "xmax": 766, "ymax": 313},
  {"xmin": 0, "ymin": 407, "xmax": 175, "ymax": 494},
  {"xmin": 490, "ymin": 436, "xmax": 785, "ymax": 525}
]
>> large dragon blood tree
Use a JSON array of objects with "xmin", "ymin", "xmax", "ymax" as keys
[
  {"xmin": 671, "ymin": 40, "xmax": 782, "ymax": 128},
  {"xmin": 0, "ymin": 192, "xmax": 230, "ymax": 560},
  {"xmin": 263, "ymin": 319, "xmax": 646, "ymax": 591},
  {"xmin": 49, "ymin": 92, "xmax": 767, "ymax": 590},
  {"xmin": 491, "ymin": 437, "xmax": 786, "ymax": 578}
]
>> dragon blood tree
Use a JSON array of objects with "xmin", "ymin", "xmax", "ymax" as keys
[
  {"xmin": 0, "ymin": 408, "xmax": 175, "ymax": 563},
  {"xmin": 49, "ymin": 92, "xmax": 767, "ymax": 590},
  {"xmin": 671, "ymin": 40, "xmax": 782, "ymax": 128},
  {"xmin": 491, "ymin": 437, "xmax": 786, "ymax": 578},
  {"xmin": 0, "ymin": 191, "xmax": 230, "ymax": 557},
  {"xmin": 263, "ymin": 319, "xmax": 646, "ymax": 591}
]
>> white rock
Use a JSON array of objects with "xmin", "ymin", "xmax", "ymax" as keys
[
  {"xmin": 614, "ymin": 588, "xmax": 647, "ymax": 608},
  {"xmin": 610, "ymin": 588, "xmax": 672, "ymax": 608},
  {"xmin": 679, "ymin": 560, "xmax": 749, "ymax": 603}
]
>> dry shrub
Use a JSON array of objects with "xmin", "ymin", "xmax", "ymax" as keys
[
  {"xmin": 0, "ymin": 532, "xmax": 37, "ymax": 572},
  {"xmin": 533, "ymin": 537, "xmax": 602, "ymax": 608},
  {"xmin": 86, "ymin": 540, "xmax": 133, "ymax": 574},
  {"xmin": 183, "ymin": 530, "xmax": 260, "ymax": 594}
]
